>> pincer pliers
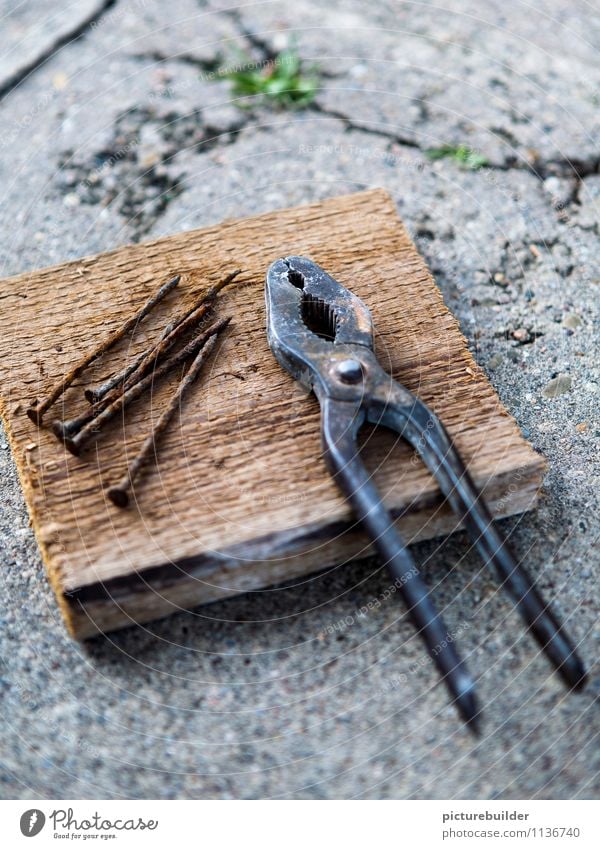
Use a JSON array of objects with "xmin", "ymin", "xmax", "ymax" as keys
[{"xmin": 265, "ymin": 256, "xmax": 586, "ymax": 729}]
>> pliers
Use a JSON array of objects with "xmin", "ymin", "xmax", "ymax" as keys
[{"xmin": 265, "ymin": 256, "xmax": 586, "ymax": 729}]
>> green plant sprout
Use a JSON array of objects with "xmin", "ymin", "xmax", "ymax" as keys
[
  {"xmin": 425, "ymin": 144, "xmax": 489, "ymax": 170},
  {"xmin": 221, "ymin": 50, "xmax": 318, "ymax": 109}
]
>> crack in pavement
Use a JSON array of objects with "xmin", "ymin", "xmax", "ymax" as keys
[
  {"xmin": 309, "ymin": 102, "xmax": 600, "ymax": 184},
  {"xmin": 0, "ymin": 0, "xmax": 119, "ymax": 102},
  {"xmin": 224, "ymin": 8, "xmax": 280, "ymax": 64},
  {"xmin": 130, "ymin": 50, "xmax": 223, "ymax": 74},
  {"xmin": 220, "ymin": 7, "xmax": 343, "ymax": 79},
  {"xmin": 309, "ymin": 101, "xmax": 422, "ymax": 151}
]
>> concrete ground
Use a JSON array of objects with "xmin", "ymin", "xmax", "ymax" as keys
[{"xmin": 0, "ymin": 0, "xmax": 598, "ymax": 799}]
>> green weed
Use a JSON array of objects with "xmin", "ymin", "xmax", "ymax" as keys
[
  {"xmin": 221, "ymin": 50, "xmax": 318, "ymax": 109},
  {"xmin": 425, "ymin": 144, "xmax": 489, "ymax": 170}
]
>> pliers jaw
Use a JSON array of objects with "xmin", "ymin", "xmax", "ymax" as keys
[
  {"xmin": 265, "ymin": 256, "xmax": 587, "ymax": 729},
  {"xmin": 266, "ymin": 256, "xmax": 374, "ymax": 394}
]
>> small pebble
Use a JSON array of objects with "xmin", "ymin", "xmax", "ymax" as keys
[
  {"xmin": 543, "ymin": 176, "xmax": 561, "ymax": 196},
  {"xmin": 63, "ymin": 193, "xmax": 80, "ymax": 208},
  {"xmin": 488, "ymin": 353, "xmax": 503, "ymax": 369},
  {"xmin": 562, "ymin": 314, "xmax": 582, "ymax": 329},
  {"xmin": 140, "ymin": 152, "xmax": 160, "ymax": 169},
  {"xmin": 52, "ymin": 71, "xmax": 69, "ymax": 90},
  {"xmin": 512, "ymin": 327, "xmax": 530, "ymax": 343},
  {"xmin": 542, "ymin": 374, "xmax": 572, "ymax": 398},
  {"xmin": 575, "ymin": 422, "xmax": 588, "ymax": 433},
  {"xmin": 350, "ymin": 63, "xmax": 369, "ymax": 79}
]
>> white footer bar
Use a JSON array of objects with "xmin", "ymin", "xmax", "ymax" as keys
[{"xmin": 0, "ymin": 799, "xmax": 597, "ymax": 848}]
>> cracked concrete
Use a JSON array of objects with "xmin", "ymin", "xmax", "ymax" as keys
[
  {"xmin": 214, "ymin": 0, "xmax": 600, "ymax": 170},
  {"xmin": 0, "ymin": 1, "xmax": 118, "ymax": 99},
  {"xmin": 0, "ymin": 0, "xmax": 598, "ymax": 800},
  {"xmin": 56, "ymin": 100, "xmax": 246, "ymax": 237}
]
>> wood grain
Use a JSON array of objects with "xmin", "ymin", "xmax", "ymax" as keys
[{"xmin": 0, "ymin": 189, "xmax": 546, "ymax": 639}]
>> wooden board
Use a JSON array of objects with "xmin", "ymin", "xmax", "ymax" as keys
[{"xmin": 0, "ymin": 189, "xmax": 546, "ymax": 639}]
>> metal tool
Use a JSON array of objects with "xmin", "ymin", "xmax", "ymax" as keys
[{"xmin": 265, "ymin": 256, "xmax": 587, "ymax": 729}]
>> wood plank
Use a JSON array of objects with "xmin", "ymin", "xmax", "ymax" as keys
[{"xmin": 0, "ymin": 189, "xmax": 546, "ymax": 639}]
